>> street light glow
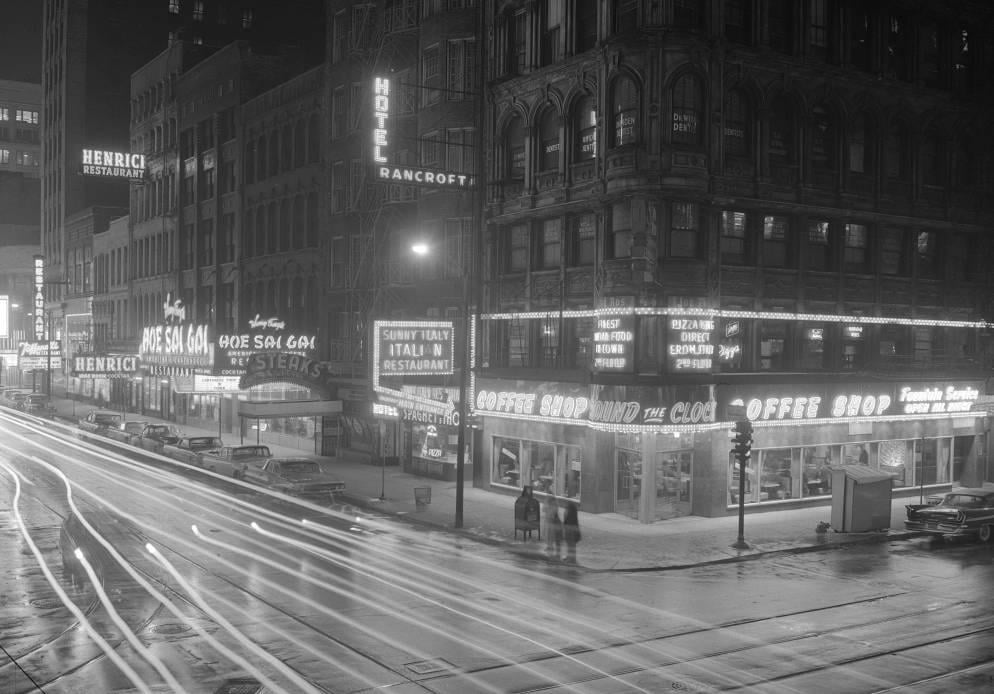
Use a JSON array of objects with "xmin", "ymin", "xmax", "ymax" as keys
[{"xmin": 411, "ymin": 242, "xmax": 429, "ymax": 256}]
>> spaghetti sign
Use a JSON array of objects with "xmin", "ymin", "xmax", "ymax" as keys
[{"xmin": 374, "ymin": 320, "xmax": 454, "ymax": 377}]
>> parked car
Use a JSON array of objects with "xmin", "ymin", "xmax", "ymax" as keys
[
  {"xmin": 905, "ymin": 489, "xmax": 994, "ymax": 542},
  {"xmin": 1, "ymin": 388, "xmax": 31, "ymax": 407},
  {"xmin": 18, "ymin": 394, "xmax": 57, "ymax": 418},
  {"xmin": 199, "ymin": 445, "xmax": 273, "ymax": 477},
  {"xmin": 161, "ymin": 436, "xmax": 224, "ymax": 465},
  {"xmin": 105, "ymin": 420, "xmax": 150, "ymax": 444},
  {"xmin": 134, "ymin": 423, "xmax": 183, "ymax": 452},
  {"xmin": 78, "ymin": 410, "xmax": 124, "ymax": 436},
  {"xmin": 242, "ymin": 457, "xmax": 345, "ymax": 501}
]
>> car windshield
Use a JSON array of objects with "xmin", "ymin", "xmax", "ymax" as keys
[
  {"xmin": 123, "ymin": 422, "xmax": 147, "ymax": 433},
  {"xmin": 94, "ymin": 414, "xmax": 121, "ymax": 424},
  {"xmin": 189, "ymin": 438, "xmax": 222, "ymax": 450},
  {"xmin": 233, "ymin": 447, "xmax": 270, "ymax": 459},
  {"xmin": 942, "ymin": 494, "xmax": 987, "ymax": 508},
  {"xmin": 280, "ymin": 460, "xmax": 320, "ymax": 475},
  {"xmin": 147, "ymin": 425, "xmax": 177, "ymax": 436}
]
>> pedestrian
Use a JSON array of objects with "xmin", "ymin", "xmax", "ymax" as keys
[
  {"xmin": 562, "ymin": 501, "xmax": 580, "ymax": 563},
  {"xmin": 542, "ymin": 495, "xmax": 562, "ymax": 558}
]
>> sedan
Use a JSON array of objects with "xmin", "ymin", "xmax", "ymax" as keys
[{"xmin": 905, "ymin": 488, "xmax": 994, "ymax": 542}]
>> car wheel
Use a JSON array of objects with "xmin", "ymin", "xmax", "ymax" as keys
[{"xmin": 980, "ymin": 525, "xmax": 993, "ymax": 543}]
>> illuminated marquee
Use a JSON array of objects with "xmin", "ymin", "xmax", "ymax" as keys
[
  {"xmin": 897, "ymin": 384, "xmax": 978, "ymax": 414},
  {"xmin": 668, "ymin": 317, "xmax": 715, "ymax": 371},
  {"xmin": 475, "ymin": 389, "xmax": 590, "ymax": 422},
  {"xmin": 18, "ymin": 341, "xmax": 63, "ymax": 371},
  {"xmin": 33, "ymin": 255, "xmax": 44, "ymax": 340},
  {"xmin": 71, "ymin": 354, "xmax": 139, "ymax": 377},
  {"xmin": 593, "ymin": 316, "xmax": 634, "ymax": 371},
  {"xmin": 373, "ymin": 76, "xmax": 389, "ymax": 163},
  {"xmin": 139, "ymin": 324, "xmax": 212, "ymax": 368},
  {"xmin": 376, "ymin": 166, "xmax": 473, "ymax": 188},
  {"xmin": 374, "ymin": 320, "xmax": 454, "ymax": 376},
  {"xmin": 215, "ymin": 314, "xmax": 317, "ymax": 375},
  {"xmin": 80, "ymin": 149, "xmax": 146, "ymax": 179}
]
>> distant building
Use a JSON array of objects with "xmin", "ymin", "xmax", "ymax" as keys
[{"xmin": 0, "ymin": 80, "xmax": 41, "ymax": 178}]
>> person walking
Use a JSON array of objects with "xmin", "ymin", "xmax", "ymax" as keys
[
  {"xmin": 542, "ymin": 495, "xmax": 562, "ymax": 558},
  {"xmin": 562, "ymin": 501, "xmax": 581, "ymax": 563}
]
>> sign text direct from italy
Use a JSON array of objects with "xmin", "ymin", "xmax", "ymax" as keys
[{"xmin": 374, "ymin": 320, "xmax": 454, "ymax": 377}]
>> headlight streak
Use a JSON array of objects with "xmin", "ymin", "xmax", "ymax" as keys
[
  {"xmin": 24, "ymin": 456, "xmax": 290, "ymax": 693},
  {"xmin": 0, "ymin": 460, "xmax": 153, "ymax": 694},
  {"xmin": 10, "ymin": 420, "xmax": 891, "ymax": 692},
  {"xmin": 145, "ymin": 542, "xmax": 326, "ymax": 694},
  {"xmin": 73, "ymin": 547, "xmax": 185, "ymax": 692},
  {"xmin": 248, "ymin": 521, "xmax": 657, "ymax": 694}
]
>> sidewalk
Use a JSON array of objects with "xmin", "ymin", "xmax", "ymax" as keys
[{"xmin": 47, "ymin": 395, "xmax": 943, "ymax": 572}]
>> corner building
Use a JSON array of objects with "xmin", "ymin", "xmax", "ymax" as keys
[{"xmin": 478, "ymin": 1, "xmax": 994, "ymax": 520}]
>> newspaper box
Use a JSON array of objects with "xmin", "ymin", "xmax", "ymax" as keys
[{"xmin": 830, "ymin": 464, "xmax": 893, "ymax": 532}]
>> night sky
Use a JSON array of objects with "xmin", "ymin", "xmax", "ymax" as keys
[{"xmin": 0, "ymin": 4, "xmax": 42, "ymax": 83}]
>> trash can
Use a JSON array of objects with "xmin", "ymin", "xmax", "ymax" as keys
[
  {"xmin": 414, "ymin": 487, "xmax": 431, "ymax": 509},
  {"xmin": 830, "ymin": 464, "xmax": 893, "ymax": 532},
  {"xmin": 514, "ymin": 486, "xmax": 541, "ymax": 540}
]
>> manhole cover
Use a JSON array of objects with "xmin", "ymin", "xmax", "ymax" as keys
[
  {"xmin": 30, "ymin": 597, "xmax": 64, "ymax": 610},
  {"xmin": 405, "ymin": 658, "xmax": 452, "ymax": 675},
  {"xmin": 150, "ymin": 622, "xmax": 192, "ymax": 635}
]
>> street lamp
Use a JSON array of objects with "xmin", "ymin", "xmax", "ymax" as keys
[{"xmin": 411, "ymin": 241, "xmax": 468, "ymax": 528}]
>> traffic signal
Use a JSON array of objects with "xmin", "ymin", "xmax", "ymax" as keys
[{"xmin": 732, "ymin": 419, "xmax": 753, "ymax": 462}]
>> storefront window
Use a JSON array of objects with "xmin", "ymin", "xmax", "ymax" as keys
[
  {"xmin": 801, "ymin": 445, "xmax": 835, "ymax": 497},
  {"xmin": 492, "ymin": 436, "xmax": 581, "ymax": 500},
  {"xmin": 877, "ymin": 439, "xmax": 908, "ymax": 485},
  {"xmin": 760, "ymin": 447, "xmax": 794, "ymax": 500},
  {"xmin": 616, "ymin": 446, "xmax": 641, "ymax": 519},
  {"xmin": 493, "ymin": 438, "xmax": 521, "ymax": 486},
  {"xmin": 655, "ymin": 432, "xmax": 693, "ymax": 519}
]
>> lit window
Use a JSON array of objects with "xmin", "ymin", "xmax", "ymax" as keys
[
  {"xmin": 611, "ymin": 75, "xmax": 639, "ymax": 147},
  {"xmin": 193, "ymin": 0, "xmax": 204, "ymax": 21},
  {"xmin": 169, "ymin": 0, "xmax": 180, "ymax": 14},
  {"xmin": 0, "ymin": 148, "xmax": 9, "ymax": 164},
  {"xmin": 807, "ymin": 220, "xmax": 830, "ymax": 270},
  {"xmin": 540, "ymin": 219, "xmax": 562, "ymax": 269},
  {"xmin": 672, "ymin": 74, "xmax": 702, "ymax": 146},
  {"xmin": 573, "ymin": 95, "xmax": 597, "ymax": 161},
  {"xmin": 242, "ymin": 9, "xmax": 253, "ymax": 29},
  {"xmin": 763, "ymin": 215, "xmax": 788, "ymax": 267},
  {"xmin": 721, "ymin": 210, "xmax": 748, "ymax": 263},
  {"xmin": 844, "ymin": 223, "xmax": 868, "ymax": 273},
  {"xmin": 538, "ymin": 109, "xmax": 560, "ymax": 172},
  {"xmin": 670, "ymin": 201, "xmax": 699, "ymax": 258},
  {"xmin": 0, "ymin": 107, "xmax": 8, "ymax": 120}
]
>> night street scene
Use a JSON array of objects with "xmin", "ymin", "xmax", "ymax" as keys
[{"xmin": 2, "ymin": 1, "xmax": 994, "ymax": 692}]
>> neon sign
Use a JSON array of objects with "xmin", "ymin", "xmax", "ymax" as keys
[
  {"xmin": 898, "ymin": 385, "xmax": 978, "ymax": 414},
  {"xmin": 215, "ymin": 314, "xmax": 317, "ymax": 375},
  {"xmin": 475, "ymin": 389, "xmax": 590, "ymax": 422},
  {"xmin": 375, "ymin": 320, "xmax": 454, "ymax": 376},
  {"xmin": 33, "ymin": 255, "xmax": 44, "ymax": 340},
  {"xmin": 373, "ymin": 77, "xmax": 389, "ymax": 164},
  {"xmin": 81, "ymin": 149, "xmax": 146, "ymax": 179},
  {"xmin": 668, "ymin": 317, "xmax": 715, "ymax": 371},
  {"xmin": 593, "ymin": 316, "xmax": 634, "ymax": 371}
]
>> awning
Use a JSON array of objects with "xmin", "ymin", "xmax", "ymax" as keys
[{"xmin": 238, "ymin": 399, "xmax": 343, "ymax": 418}]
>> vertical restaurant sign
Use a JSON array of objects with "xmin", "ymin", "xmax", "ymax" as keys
[
  {"xmin": 33, "ymin": 255, "xmax": 44, "ymax": 340},
  {"xmin": 374, "ymin": 320, "xmax": 454, "ymax": 377},
  {"xmin": 668, "ymin": 316, "xmax": 715, "ymax": 371}
]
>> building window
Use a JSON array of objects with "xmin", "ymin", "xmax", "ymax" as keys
[
  {"xmin": 504, "ymin": 117, "xmax": 525, "ymax": 181},
  {"xmin": 763, "ymin": 215, "xmax": 789, "ymax": 267},
  {"xmin": 954, "ymin": 141, "xmax": 976, "ymax": 188},
  {"xmin": 759, "ymin": 321, "xmax": 788, "ymax": 370},
  {"xmin": 921, "ymin": 131, "xmax": 946, "ymax": 187},
  {"xmin": 169, "ymin": 0, "xmax": 180, "ymax": 14},
  {"xmin": 541, "ymin": 0, "xmax": 563, "ymax": 64},
  {"xmin": 725, "ymin": 0, "xmax": 751, "ymax": 43},
  {"xmin": 673, "ymin": 0, "xmax": 701, "ymax": 29},
  {"xmin": 849, "ymin": 8, "xmax": 872, "ymax": 71},
  {"xmin": 200, "ymin": 167, "xmax": 215, "ymax": 199},
  {"xmin": 447, "ymin": 39, "xmax": 475, "ymax": 100},
  {"xmin": 575, "ymin": 1, "xmax": 598, "ymax": 51},
  {"xmin": 613, "ymin": 0, "xmax": 638, "ymax": 34},
  {"xmin": 569, "ymin": 214, "xmax": 596, "ymax": 266},
  {"xmin": 885, "ymin": 123, "xmax": 910, "ymax": 180},
  {"xmin": 538, "ymin": 108, "xmax": 560, "ymax": 172},
  {"xmin": 798, "ymin": 324, "xmax": 826, "ymax": 369},
  {"xmin": 540, "ymin": 218, "xmax": 562, "ymax": 269},
  {"xmin": 843, "ymin": 223, "xmax": 868, "ymax": 273},
  {"xmin": 848, "ymin": 114, "xmax": 867, "ymax": 173},
  {"xmin": 886, "ymin": 15, "xmax": 909, "ymax": 80},
  {"xmin": 306, "ymin": 193, "xmax": 318, "ymax": 247},
  {"xmin": 198, "ymin": 218, "xmax": 215, "ymax": 265},
  {"xmin": 254, "ymin": 207, "xmax": 266, "ymax": 256},
  {"xmin": 15, "ymin": 110, "xmax": 38, "ymax": 124},
  {"xmin": 332, "ymin": 87, "xmax": 345, "ymax": 139},
  {"xmin": 508, "ymin": 11, "xmax": 527, "ymax": 75},
  {"xmin": 241, "ymin": 9, "xmax": 253, "ymax": 29},
  {"xmin": 724, "ymin": 89, "xmax": 749, "ymax": 158},
  {"xmin": 422, "ymin": 130, "xmax": 440, "ymax": 167},
  {"xmin": 879, "ymin": 227, "xmax": 908, "ymax": 276},
  {"xmin": 671, "ymin": 74, "xmax": 702, "ymax": 146},
  {"xmin": 669, "ymin": 201, "xmax": 699, "ymax": 258},
  {"xmin": 0, "ymin": 149, "xmax": 8, "ymax": 164},
  {"xmin": 809, "ymin": 0, "xmax": 829, "ymax": 58},
  {"xmin": 445, "ymin": 128, "xmax": 474, "ymax": 174},
  {"xmin": 0, "ymin": 108, "xmax": 8, "ymax": 120},
  {"xmin": 610, "ymin": 76, "xmax": 638, "ymax": 148},
  {"xmin": 573, "ymin": 95, "xmax": 597, "ymax": 162},
  {"xmin": 193, "ymin": 0, "xmax": 204, "ymax": 21},
  {"xmin": 332, "ymin": 11, "xmax": 347, "ymax": 62},
  {"xmin": 422, "ymin": 45, "xmax": 440, "ymax": 106},
  {"xmin": 181, "ymin": 223, "xmax": 194, "ymax": 269},
  {"xmin": 182, "ymin": 173, "xmax": 195, "ymax": 206},
  {"xmin": 841, "ymin": 324, "xmax": 866, "ymax": 369},
  {"xmin": 768, "ymin": 96, "xmax": 795, "ymax": 163},
  {"xmin": 807, "ymin": 220, "xmax": 831, "ymax": 270},
  {"xmin": 721, "ymin": 210, "xmax": 748, "ymax": 264},
  {"xmin": 811, "ymin": 105, "xmax": 834, "ymax": 169},
  {"xmin": 506, "ymin": 224, "xmax": 529, "ymax": 272},
  {"xmin": 219, "ymin": 214, "xmax": 234, "ymax": 263},
  {"xmin": 609, "ymin": 200, "xmax": 632, "ymax": 259},
  {"xmin": 917, "ymin": 231, "xmax": 939, "ymax": 279}
]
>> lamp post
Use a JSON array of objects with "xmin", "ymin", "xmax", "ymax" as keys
[{"xmin": 412, "ymin": 242, "xmax": 468, "ymax": 528}]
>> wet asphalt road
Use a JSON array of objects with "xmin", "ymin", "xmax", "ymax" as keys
[{"xmin": 1, "ymin": 412, "xmax": 993, "ymax": 693}]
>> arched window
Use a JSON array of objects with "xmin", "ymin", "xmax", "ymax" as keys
[
  {"xmin": 279, "ymin": 198, "xmax": 291, "ymax": 250},
  {"xmin": 268, "ymin": 132, "xmax": 279, "ymax": 177},
  {"xmin": 255, "ymin": 207, "xmax": 266, "ymax": 256},
  {"xmin": 538, "ymin": 108, "xmax": 561, "ymax": 172},
  {"xmin": 724, "ymin": 89, "xmax": 750, "ymax": 157},
  {"xmin": 848, "ymin": 114, "xmax": 867, "ymax": 173},
  {"xmin": 610, "ymin": 75, "xmax": 639, "ymax": 148},
  {"xmin": 281, "ymin": 125, "xmax": 292, "ymax": 172},
  {"xmin": 921, "ymin": 128, "xmax": 946, "ymax": 187},
  {"xmin": 810, "ymin": 105, "xmax": 834, "ymax": 169},
  {"xmin": 256, "ymin": 135, "xmax": 267, "ymax": 180},
  {"xmin": 884, "ymin": 122, "xmax": 910, "ymax": 180},
  {"xmin": 671, "ymin": 74, "xmax": 702, "ymax": 146},
  {"xmin": 306, "ymin": 192, "xmax": 318, "ymax": 247},
  {"xmin": 504, "ymin": 116, "xmax": 525, "ymax": 180},
  {"xmin": 267, "ymin": 202, "xmax": 278, "ymax": 253},
  {"xmin": 572, "ymin": 94, "xmax": 597, "ymax": 162},
  {"xmin": 294, "ymin": 120, "xmax": 306, "ymax": 168},
  {"xmin": 307, "ymin": 114, "xmax": 320, "ymax": 163},
  {"xmin": 293, "ymin": 195, "xmax": 305, "ymax": 248}
]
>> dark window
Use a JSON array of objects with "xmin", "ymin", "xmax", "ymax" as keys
[
  {"xmin": 200, "ymin": 166, "xmax": 215, "ymax": 199},
  {"xmin": 307, "ymin": 114, "xmax": 320, "ymax": 163},
  {"xmin": 886, "ymin": 15, "xmax": 910, "ymax": 80},
  {"xmin": 798, "ymin": 324, "xmax": 826, "ymax": 369},
  {"xmin": 538, "ymin": 109, "xmax": 560, "ymax": 172},
  {"xmin": 306, "ymin": 193, "xmax": 318, "ymax": 248},
  {"xmin": 885, "ymin": 123, "xmax": 910, "ymax": 179},
  {"xmin": 759, "ymin": 321, "xmax": 788, "ymax": 370},
  {"xmin": 954, "ymin": 141, "xmax": 976, "ymax": 188},
  {"xmin": 508, "ymin": 11, "xmax": 527, "ymax": 75},
  {"xmin": 841, "ymin": 324, "xmax": 866, "ymax": 369},
  {"xmin": 267, "ymin": 203, "xmax": 278, "ymax": 254},
  {"xmin": 541, "ymin": 0, "xmax": 563, "ymax": 65},
  {"xmin": 809, "ymin": 0, "xmax": 829, "ymax": 59},
  {"xmin": 245, "ymin": 139, "xmax": 256, "ymax": 183},
  {"xmin": 917, "ymin": 231, "xmax": 939, "ymax": 279},
  {"xmin": 811, "ymin": 105, "xmax": 834, "ymax": 169},
  {"xmin": 255, "ymin": 207, "xmax": 265, "ymax": 256},
  {"xmin": 268, "ymin": 134, "xmax": 279, "ymax": 177},
  {"xmin": 573, "ymin": 95, "xmax": 597, "ymax": 162},
  {"xmin": 609, "ymin": 200, "xmax": 632, "ymax": 259},
  {"xmin": 294, "ymin": 121, "xmax": 306, "ymax": 168},
  {"xmin": 673, "ymin": 0, "xmax": 701, "ymax": 29},
  {"xmin": 879, "ymin": 227, "xmax": 908, "ymax": 276},
  {"xmin": 769, "ymin": 0, "xmax": 793, "ymax": 53},
  {"xmin": 768, "ymin": 97, "xmax": 795, "ymax": 162},
  {"xmin": 293, "ymin": 196, "xmax": 306, "ymax": 249},
  {"xmin": 613, "ymin": 0, "xmax": 638, "ymax": 34},
  {"xmin": 219, "ymin": 213, "xmax": 234, "ymax": 263},
  {"xmin": 279, "ymin": 199, "xmax": 291, "ymax": 251},
  {"xmin": 725, "ymin": 0, "xmax": 751, "ymax": 43},
  {"xmin": 763, "ymin": 215, "xmax": 789, "ymax": 267},
  {"xmin": 610, "ymin": 76, "xmax": 639, "ymax": 147},
  {"xmin": 807, "ymin": 220, "xmax": 831, "ymax": 270},
  {"xmin": 576, "ymin": 0, "xmax": 598, "ymax": 51},
  {"xmin": 922, "ymin": 24, "xmax": 941, "ymax": 88},
  {"xmin": 540, "ymin": 218, "xmax": 562, "ymax": 269},
  {"xmin": 848, "ymin": 114, "xmax": 867, "ymax": 173},
  {"xmin": 256, "ymin": 135, "xmax": 267, "ymax": 177},
  {"xmin": 569, "ymin": 214, "xmax": 596, "ymax": 266},
  {"xmin": 843, "ymin": 223, "xmax": 868, "ymax": 273},
  {"xmin": 724, "ymin": 89, "xmax": 749, "ymax": 157},
  {"xmin": 670, "ymin": 201, "xmax": 699, "ymax": 258},
  {"xmin": 506, "ymin": 224, "xmax": 529, "ymax": 272},
  {"xmin": 505, "ymin": 117, "xmax": 525, "ymax": 180},
  {"xmin": 720, "ymin": 210, "xmax": 748, "ymax": 264},
  {"xmin": 921, "ymin": 131, "xmax": 946, "ymax": 187},
  {"xmin": 672, "ymin": 74, "xmax": 702, "ymax": 146},
  {"xmin": 849, "ymin": 8, "xmax": 872, "ymax": 71}
]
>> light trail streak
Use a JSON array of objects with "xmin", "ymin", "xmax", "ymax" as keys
[
  {"xmin": 145, "ymin": 542, "xmax": 325, "ymax": 694},
  {"xmin": 0, "ymin": 459, "xmax": 153, "ymax": 694},
  {"xmin": 25, "ymin": 455, "xmax": 299, "ymax": 694},
  {"xmin": 74, "ymin": 547, "xmax": 185, "ymax": 692}
]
